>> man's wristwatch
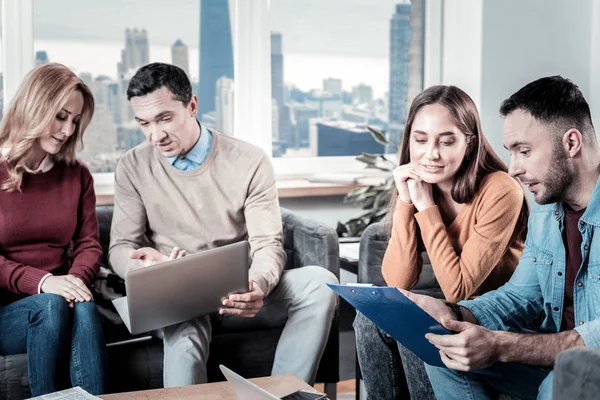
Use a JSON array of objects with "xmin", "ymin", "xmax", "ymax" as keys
[{"xmin": 445, "ymin": 302, "xmax": 463, "ymax": 321}]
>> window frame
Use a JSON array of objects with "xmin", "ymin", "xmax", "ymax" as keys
[{"xmin": 2, "ymin": 0, "xmax": 443, "ymax": 180}]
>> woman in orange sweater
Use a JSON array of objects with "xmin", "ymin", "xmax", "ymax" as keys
[{"xmin": 354, "ymin": 85, "xmax": 529, "ymax": 399}]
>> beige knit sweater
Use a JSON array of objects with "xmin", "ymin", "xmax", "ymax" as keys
[{"xmin": 108, "ymin": 129, "xmax": 286, "ymax": 296}]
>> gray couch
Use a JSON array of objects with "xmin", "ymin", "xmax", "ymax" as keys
[{"xmin": 0, "ymin": 206, "xmax": 340, "ymax": 399}]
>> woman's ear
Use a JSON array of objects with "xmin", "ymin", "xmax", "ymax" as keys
[{"xmin": 468, "ymin": 135, "xmax": 478, "ymax": 153}]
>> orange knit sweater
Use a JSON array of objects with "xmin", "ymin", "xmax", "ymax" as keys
[{"xmin": 382, "ymin": 171, "xmax": 526, "ymax": 303}]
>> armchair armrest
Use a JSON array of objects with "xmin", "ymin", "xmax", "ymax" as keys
[
  {"xmin": 358, "ymin": 221, "xmax": 442, "ymax": 297},
  {"xmin": 280, "ymin": 208, "xmax": 340, "ymax": 279},
  {"xmin": 358, "ymin": 222, "xmax": 389, "ymax": 285}
]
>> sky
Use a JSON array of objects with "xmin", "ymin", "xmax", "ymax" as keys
[
  {"xmin": 32, "ymin": 0, "xmax": 402, "ymax": 58},
  {"xmin": 3, "ymin": 0, "xmax": 410, "ymax": 96}
]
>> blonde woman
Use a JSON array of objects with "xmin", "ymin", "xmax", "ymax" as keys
[{"xmin": 0, "ymin": 63, "xmax": 106, "ymax": 395}]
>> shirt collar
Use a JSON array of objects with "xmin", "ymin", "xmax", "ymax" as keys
[
  {"xmin": 553, "ymin": 174, "xmax": 600, "ymax": 226},
  {"xmin": 168, "ymin": 123, "xmax": 209, "ymax": 166},
  {"xmin": 1, "ymin": 147, "xmax": 55, "ymax": 174}
]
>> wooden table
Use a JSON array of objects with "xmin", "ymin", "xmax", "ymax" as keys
[{"xmin": 100, "ymin": 375, "xmax": 315, "ymax": 399}]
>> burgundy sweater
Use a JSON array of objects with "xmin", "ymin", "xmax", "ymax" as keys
[{"xmin": 0, "ymin": 160, "xmax": 102, "ymax": 305}]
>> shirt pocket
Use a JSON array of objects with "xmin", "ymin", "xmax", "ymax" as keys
[
  {"xmin": 586, "ymin": 262, "xmax": 600, "ymax": 316},
  {"xmin": 531, "ymin": 246, "xmax": 554, "ymax": 295}
]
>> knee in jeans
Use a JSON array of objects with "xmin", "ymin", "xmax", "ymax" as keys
[
  {"xmin": 353, "ymin": 312, "xmax": 383, "ymax": 340},
  {"xmin": 73, "ymin": 301, "xmax": 101, "ymax": 327},
  {"xmin": 34, "ymin": 293, "xmax": 70, "ymax": 330},
  {"xmin": 352, "ymin": 311, "xmax": 371, "ymax": 332}
]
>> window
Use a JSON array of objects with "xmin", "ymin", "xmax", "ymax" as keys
[
  {"xmin": 32, "ymin": 0, "xmax": 236, "ymax": 173},
  {"xmin": 2, "ymin": 1, "xmax": 434, "ymax": 179},
  {"xmin": 269, "ymin": 0, "xmax": 424, "ymax": 159}
]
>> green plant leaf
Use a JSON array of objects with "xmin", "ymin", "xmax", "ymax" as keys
[{"xmin": 367, "ymin": 126, "xmax": 389, "ymax": 145}]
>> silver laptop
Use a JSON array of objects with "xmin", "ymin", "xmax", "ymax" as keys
[
  {"xmin": 220, "ymin": 365, "xmax": 326, "ymax": 400},
  {"xmin": 112, "ymin": 241, "xmax": 249, "ymax": 334}
]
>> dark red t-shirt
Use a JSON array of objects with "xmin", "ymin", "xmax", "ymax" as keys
[{"xmin": 561, "ymin": 207, "xmax": 586, "ymax": 331}]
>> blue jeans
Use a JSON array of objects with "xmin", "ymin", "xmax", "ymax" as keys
[
  {"xmin": 354, "ymin": 311, "xmax": 434, "ymax": 399},
  {"xmin": 0, "ymin": 294, "xmax": 107, "ymax": 396},
  {"xmin": 425, "ymin": 362, "xmax": 552, "ymax": 399}
]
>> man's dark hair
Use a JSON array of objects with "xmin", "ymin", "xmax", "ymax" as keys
[
  {"xmin": 500, "ymin": 76, "xmax": 595, "ymax": 140},
  {"xmin": 127, "ymin": 62, "xmax": 192, "ymax": 104}
]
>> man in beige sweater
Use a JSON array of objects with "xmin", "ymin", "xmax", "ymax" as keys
[{"xmin": 108, "ymin": 63, "xmax": 338, "ymax": 387}]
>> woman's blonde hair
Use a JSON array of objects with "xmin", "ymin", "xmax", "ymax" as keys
[{"xmin": 0, "ymin": 63, "xmax": 94, "ymax": 192}]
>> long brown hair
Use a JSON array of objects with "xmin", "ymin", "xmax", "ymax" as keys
[
  {"xmin": 0, "ymin": 63, "xmax": 95, "ymax": 192},
  {"xmin": 389, "ymin": 85, "xmax": 528, "ymax": 235}
]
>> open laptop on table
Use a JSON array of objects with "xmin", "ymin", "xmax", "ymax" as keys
[
  {"xmin": 220, "ymin": 365, "xmax": 327, "ymax": 400},
  {"xmin": 112, "ymin": 241, "xmax": 249, "ymax": 334}
]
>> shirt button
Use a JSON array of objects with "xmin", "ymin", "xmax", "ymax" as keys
[
  {"xmin": 585, "ymin": 245, "xmax": 590, "ymax": 251},
  {"xmin": 558, "ymin": 272, "xmax": 563, "ymax": 276},
  {"xmin": 580, "ymin": 321, "xmax": 585, "ymax": 326},
  {"xmin": 554, "ymin": 211, "xmax": 559, "ymax": 216},
  {"xmin": 553, "ymin": 307, "xmax": 559, "ymax": 311},
  {"xmin": 580, "ymin": 221, "xmax": 585, "ymax": 226},
  {"xmin": 533, "ymin": 257, "xmax": 537, "ymax": 263},
  {"xmin": 578, "ymin": 281, "xmax": 583, "ymax": 287}
]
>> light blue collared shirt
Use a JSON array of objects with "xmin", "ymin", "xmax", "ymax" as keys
[{"xmin": 168, "ymin": 124, "xmax": 212, "ymax": 171}]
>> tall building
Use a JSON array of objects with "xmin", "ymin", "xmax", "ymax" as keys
[
  {"xmin": 80, "ymin": 104, "xmax": 118, "ymax": 172},
  {"xmin": 271, "ymin": 32, "xmax": 286, "ymax": 142},
  {"xmin": 291, "ymin": 103, "xmax": 319, "ymax": 148},
  {"xmin": 388, "ymin": 2, "xmax": 412, "ymax": 144},
  {"xmin": 78, "ymin": 72, "xmax": 93, "ymax": 89},
  {"xmin": 271, "ymin": 99, "xmax": 279, "ymax": 141},
  {"xmin": 305, "ymin": 93, "xmax": 343, "ymax": 119},
  {"xmin": 198, "ymin": 0, "xmax": 234, "ymax": 115},
  {"xmin": 215, "ymin": 77, "xmax": 234, "ymax": 135},
  {"xmin": 171, "ymin": 39, "xmax": 190, "ymax": 77},
  {"xmin": 352, "ymin": 83, "xmax": 374, "ymax": 105},
  {"xmin": 323, "ymin": 78, "xmax": 343, "ymax": 97},
  {"xmin": 118, "ymin": 122, "xmax": 145, "ymax": 151},
  {"xmin": 118, "ymin": 28, "xmax": 150, "ymax": 75},
  {"xmin": 309, "ymin": 120, "xmax": 385, "ymax": 157},
  {"xmin": 35, "ymin": 51, "xmax": 49, "ymax": 66}
]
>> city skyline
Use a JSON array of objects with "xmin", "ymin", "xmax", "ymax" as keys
[
  {"xmin": 31, "ymin": 0, "xmax": 407, "ymax": 59},
  {"xmin": 2, "ymin": 1, "xmax": 421, "ymax": 171}
]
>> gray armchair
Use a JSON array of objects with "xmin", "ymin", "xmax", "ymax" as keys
[
  {"xmin": 358, "ymin": 221, "xmax": 441, "ymax": 297},
  {"xmin": 0, "ymin": 206, "xmax": 340, "ymax": 399},
  {"xmin": 357, "ymin": 221, "xmax": 523, "ymax": 400}
]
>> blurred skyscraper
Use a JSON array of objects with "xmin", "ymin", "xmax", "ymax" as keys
[
  {"xmin": 35, "ymin": 51, "xmax": 49, "ymax": 66},
  {"xmin": 310, "ymin": 120, "xmax": 385, "ymax": 157},
  {"xmin": 171, "ymin": 39, "xmax": 190, "ymax": 77},
  {"xmin": 271, "ymin": 99, "xmax": 279, "ymax": 141},
  {"xmin": 388, "ymin": 2, "xmax": 412, "ymax": 145},
  {"xmin": 215, "ymin": 76, "xmax": 234, "ymax": 135},
  {"xmin": 323, "ymin": 78, "xmax": 343, "ymax": 97},
  {"xmin": 352, "ymin": 83, "xmax": 374, "ymax": 105},
  {"xmin": 80, "ymin": 104, "xmax": 118, "ymax": 172},
  {"xmin": 118, "ymin": 28, "xmax": 149, "ymax": 75},
  {"xmin": 198, "ymin": 0, "xmax": 234, "ymax": 116},
  {"xmin": 271, "ymin": 32, "xmax": 285, "ymax": 141}
]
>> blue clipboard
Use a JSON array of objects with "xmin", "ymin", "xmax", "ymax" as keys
[{"xmin": 328, "ymin": 283, "xmax": 450, "ymax": 368}]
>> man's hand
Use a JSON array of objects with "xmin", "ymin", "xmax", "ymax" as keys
[
  {"xmin": 220, "ymin": 281, "xmax": 264, "ymax": 318},
  {"xmin": 129, "ymin": 246, "xmax": 187, "ymax": 268},
  {"xmin": 426, "ymin": 319, "xmax": 500, "ymax": 371},
  {"xmin": 400, "ymin": 289, "xmax": 455, "ymax": 324},
  {"xmin": 41, "ymin": 275, "xmax": 93, "ymax": 303},
  {"xmin": 406, "ymin": 178, "xmax": 435, "ymax": 212},
  {"xmin": 392, "ymin": 164, "xmax": 422, "ymax": 204}
]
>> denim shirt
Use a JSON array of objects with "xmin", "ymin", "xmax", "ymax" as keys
[{"xmin": 459, "ymin": 175, "xmax": 600, "ymax": 347}]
